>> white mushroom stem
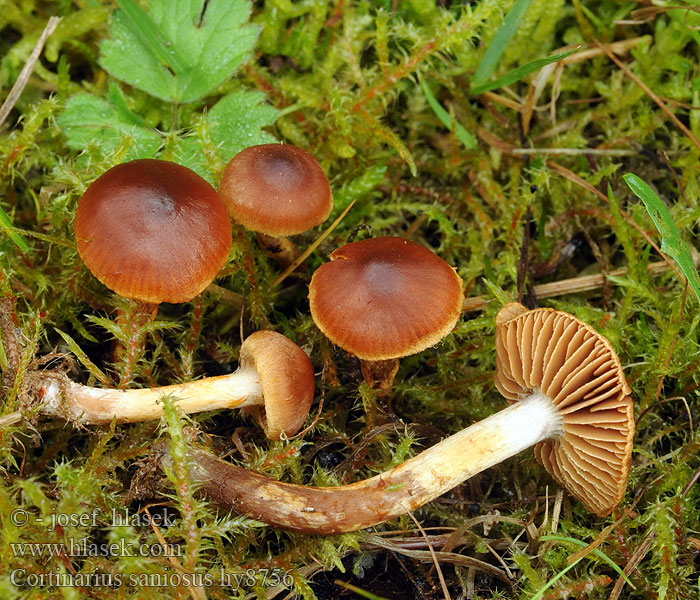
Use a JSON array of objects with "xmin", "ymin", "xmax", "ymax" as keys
[
  {"xmin": 32, "ymin": 368, "xmax": 263, "ymax": 425},
  {"xmin": 2, "ymin": 330, "xmax": 316, "ymax": 440},
  {"xmin": 176, "ymin": 390, "xmax": 563, "ymax": 534}
]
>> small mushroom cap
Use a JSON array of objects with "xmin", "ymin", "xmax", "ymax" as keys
[
  {"xmin": 308, "ymin": 237, "xmax": 464, "ymax": 361},
  {"xmin": 239, "ymin": 330, "xmax": 315, "ymax": 440},
  {"xmin": 494, "ymin": 302, "xmax": 634, "ymax": 516},
  {"xmin": 218, "ymin": 144, "xmax": 332, "ymax": 237},
  {"xmin": 74, "ymin": 159, "xmax": 231, "ymax": 304}
]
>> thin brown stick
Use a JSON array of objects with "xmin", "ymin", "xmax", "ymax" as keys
[
  {"xmin": 462, "ymin": 260, "xmax": 676, "ymax": 312},
  {"xmin": 561, "ymin": 37, "xmax": 649, "ymax": 66},
  {"xmin": 408, "ymin": 512, "xmax": 452, "ymax": 600},
  {"xmin": 565, "ymin": 506, "xmax": 637, "ymax": 568},
  {"xmin": 271, "ymin": 200, "xmax": 356, "ymax": 288},
  {"xmin": 682, "ymin": 463, "xmax": 700, "ymax": 496},
  {"xmin": 0, "ymin": 17, "xmax": 61, "ymax": 128},
  {"xmin": 145, "ymin": 506, "xmax": 206, "ymax": 600},
  {"xmin": 0, "ymin": 411, "xmax": 22, "ymax": 428},
  {"xmin": 608, "ymin": 531, "xmax": 655, "ymax": 600},
  {"xmin": 363, "ymin": 534, "xmax": 511, "ymax": 583},
  {"xmin": 482, "ymin": 91, "xmax": 523, "ymax": 111},
  {"xmin": 512, "ymin": 148, "xmax": 637, "ymax": 156}
]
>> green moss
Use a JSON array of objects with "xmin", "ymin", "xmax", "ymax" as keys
[{"xmin": 4, "ymin": 0, "xmax": 700, "ymax": 597}]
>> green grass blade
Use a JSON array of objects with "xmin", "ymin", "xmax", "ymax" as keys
[
  {"xmin": 470, "ymin": 48, "xmax": 576, "ymax": 95},
  {"xmin": 471, "ymin": 0, "xmax": 533, "ymax": 88},
  {"xmin": 334, "ymin": 580, "xmax": 391, "ymax": 600},
  {"xmin": 530, "ymin": 558, "xmax": 583, "ymax": 600},
  {"xmin": 420, "ymin": 78, "xmax": 477, "ymax": 149},
  {"xmin": 531, "ymin": 558, "xmax": 581, "ymax": 600},
  {"xmin": 0, "ymin": 206, "xmax": 30, "ymax": 253},
  {"xmin": 115, "ymin": 0, "xmax": 190, "ymax": 75},
  {"xmin": 55, "ymin": 328, "xmax": 112, "ymax": 386},
  {"xmin": 623, "ymin": 172, "xmax": 700, "ymax": 302},
  {"xmin": 539, "ymin": 535, "xmax": 634, "ymax": 587}
]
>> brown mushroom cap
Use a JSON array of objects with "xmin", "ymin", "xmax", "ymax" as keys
[
  {"xmin": 74, "ymin": 159, "xmax": 232, "ymax": 304},
  {"xmin": 308, "ymin": 237, "xmax": 464, "ymax": 360},
  {"xmin": 494, "ymin": 302, "xmax": 634, "ymax": 516},
  {"xmin": 239, "ymin": 330, "xmax": 315, "ymax": 440},
  {"xmin": 218, "ymin": 144, "xmax": 332, "ymax": 237}
]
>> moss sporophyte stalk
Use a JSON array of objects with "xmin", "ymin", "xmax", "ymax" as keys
[{"xmin": 4, "ymin": 0, "xmax": 700, "ymax": 596}]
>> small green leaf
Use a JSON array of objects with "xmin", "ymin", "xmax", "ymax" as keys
[
  {"xmin": 0, "ymin": 206, "xmax": 30, "ymax": 253},
  {"xmin": 419, "ymin": 78, "xmax": 477, "ymax": 149},
  {"xmin": 470, "ymin": 48, "xmax": 576, "ymax": 95},
  {"xmin": 57, "ymin": 84, "xmax": 162, "ymax": 160},
  {"xmin": 171, "ymin": 89, "xmax": 278, "ymax": 182},
  {"xmin": 115, "ymin": 0, "xmax": 191, "ymax": 75},
  {"xmin": 85, "ymin": 315, "xmax": 124, "ymax": 341},
  {"xmin": 623, "ymin": 173, "xmax": 700, "ymax": 302},
  {"xmin": 472, "ymin": 0, "xmax": 533, "ymax": 88},
  {"xmin": 99, "ymin": 0, "xmax": 260, "ymax": 103},
  {"xmin": 206, "ymin": 89, "xmax": 279, "ymax": 162}
]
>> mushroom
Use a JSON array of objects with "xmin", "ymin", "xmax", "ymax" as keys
[
  {"xmin": 74, "ymin": 158, "xmax": 232, "ymax": 385},
  {"xmin": 24, "ymin": 331, "xmax": 314, "ymax": 440},
  {"xmin": 217, "ymin": 144, "xmax": 332, "ymax": 267},
  {"xmin": 308, "ymin": 236, "xmax": 464, "ymax": 393},
  {"xmin": 164, "ymin": 303, "xmax": 634, "ymax": 533},
  {"xmin": 493, "ymin": 302, "xmax": 634, "ymax": 513}
]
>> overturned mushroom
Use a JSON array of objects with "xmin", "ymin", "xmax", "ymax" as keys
[
  {"xmin": 494, "ymin": 302, "xmax": 634, "ymax": 512},
  {"xmin": 166, "ymin": 303, "xmax": 634, "ymax": 533},
  {"xmin": 22, "ymin": 331, "xmax": 314, "ymax": 440}
]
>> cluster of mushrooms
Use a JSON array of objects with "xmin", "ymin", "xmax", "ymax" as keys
[{"xmin": 22, "ymin": 143, "xmax": 634, "ymax": 535}]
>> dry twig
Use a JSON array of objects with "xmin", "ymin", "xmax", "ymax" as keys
[{"xmin": 0, "ymin": 17, "xmax": 61, "ymax": 128}]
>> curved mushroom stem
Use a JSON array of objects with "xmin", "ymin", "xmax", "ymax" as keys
[
  {"xmin": 173, "ymin": 390, "xmax": 563, "ymax": 534},
  {"xmin": 255, "ymin": 233, "xmax": 300, "ymax": 269},
  {"xmin": 32, "ymin": 367, "xmax": 263, "ymax": 425}
]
